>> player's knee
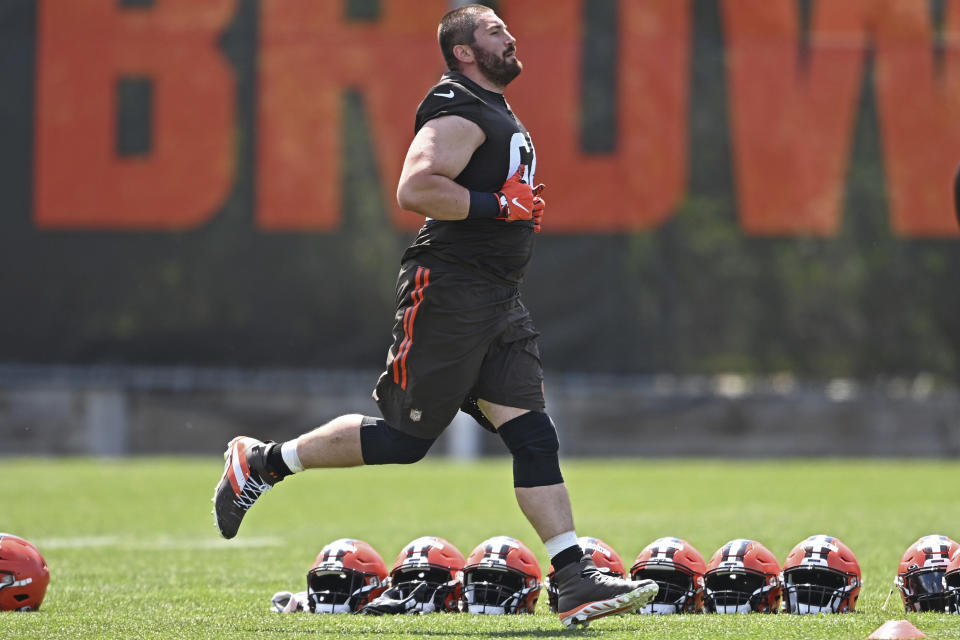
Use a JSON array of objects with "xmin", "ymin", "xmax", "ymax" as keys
[
  {"xmin": 359, "ymin": 416, "xmax": 434, "ymax": 465},
  {"xmin": 497, "ymin": 411, "xmax": 563, "ymax": 488}
]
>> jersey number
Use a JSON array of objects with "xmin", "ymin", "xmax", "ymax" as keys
[{"xmin": 509, "ymin": 132, "xmax": 536, "ymax": 185}]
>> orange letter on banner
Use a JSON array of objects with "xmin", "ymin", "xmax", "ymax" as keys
[
  {"xmin": 34, "ymin": 1, "xmax": 236, "ymax": 230},
  {"xmin": 258, "ymin": 1, "xmax": 447, "ymax": 231},
  {"xmin": 504, "ymin": 0, "xmax": 690, "ymax": 231},
  {"xmin": 873, "ymin": 0, "xmax": 960, "ymax": 237},
  {"xmin": 722, "ymin": 0, "xmax": 873, "ymax": 235}
]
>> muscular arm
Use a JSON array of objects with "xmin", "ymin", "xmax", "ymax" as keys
[{"xmin": 396, "ymin": 115, "xmax": 485, "ymax": 220}]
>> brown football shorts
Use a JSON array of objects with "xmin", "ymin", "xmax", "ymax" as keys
[{"xmin": 373, "ymin": 260, "xmax": 545, "ymax": 439}]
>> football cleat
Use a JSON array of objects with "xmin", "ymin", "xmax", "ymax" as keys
[
  {"xmin": 546, "ymin": 536, "xmax": 627, "ymax": 613},
  {"xmin": 553, "ymin": 556, "xmax": 659, "ymax": 628},
  {"xmin": 212, "ymin": 436, "xmax": 280, "ymax": 539}
]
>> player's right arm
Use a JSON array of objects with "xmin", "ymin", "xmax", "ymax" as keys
[{"xmin": 396, "ymin": 115, "xmax": 485, "ymax": 220}]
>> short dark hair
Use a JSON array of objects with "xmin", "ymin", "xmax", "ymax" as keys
[{"xmin": 437, "ymin": 4, "xmax": 494, "ymax": 72}]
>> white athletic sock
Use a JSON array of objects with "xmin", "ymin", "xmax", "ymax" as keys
[
  {"xmin": 544, "ymin": 531, "xmax": 579, "ymax": 558},
  {"xmin": 280, "ymin": 438, "xmax": 304, "ymax": 473}
]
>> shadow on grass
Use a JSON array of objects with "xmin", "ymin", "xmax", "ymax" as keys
[{"xmin": 243, "ymin": 626, "xmax": 604, "ymax": 638}]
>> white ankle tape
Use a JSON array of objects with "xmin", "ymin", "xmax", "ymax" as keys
[
  {"xmin": 280, "ymin": 439, "xmax": 304, "ymax": 473},
  {"xmin": 544, "ymin": 531, "xmax": 579, "ymax": 558}
]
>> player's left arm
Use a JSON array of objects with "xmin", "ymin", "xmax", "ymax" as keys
[{"xmin": 396, "ymin": 115, "xmax": 485, "ymax": 220}]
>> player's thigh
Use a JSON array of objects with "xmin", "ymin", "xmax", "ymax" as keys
[
  {"xmin": 475, "ymin": 314, "xmax": 545, "ymax": 415},
  {"xmin": 376, "ymin": 267, "xmax": 509, "ymax": 438},
  {"xmin": 475, "ymin": 399, "xmax": 529, "ymax": 430},
  {"xmin": 376, "ymin": 350, "xmax": 487, "ymax": 439}
]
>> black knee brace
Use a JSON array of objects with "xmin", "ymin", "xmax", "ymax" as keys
[
  {"xmin": 359, "ymin": 416, "xmax": 435, "ymax": 465},
  {"xmin": 497, "ymin": 411, "xmax": 564, "ymax": 488}
]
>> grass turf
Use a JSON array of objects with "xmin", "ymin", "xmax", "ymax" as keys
[{"xmin": 2, "ymin": 457, "xmax": 959, "ymax": 639}]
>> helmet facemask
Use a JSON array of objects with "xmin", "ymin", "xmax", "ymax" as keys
[
  {"xmin": 0, "ymin": 570, "xmax": 36, "ymax": 610},
  {"xmin": 633, "ymin": 565, "xmax": 700, "ymax": 614},
  {"xmin": 390, "ymin": 566, "xmax": 462, "ymax": 613},
  {"xmin": 0, "ymin": 534, "xmax": 50, "ymax": 612},
  {"xmin": 944, "ymin": 568, "xmax": 960, "ymax": 613},
  {"xmin": 704, "ymin": 570, "xmax": 777, "ymax": 613},
  {"xmin": 307, "ymin": 568, "xmax": 382, "ymax": 613},
  {"xmin": 897, "ymin": 568, "xmax": 949, "ymax": 612},
  {"xmin": 462, "ymin": 566, "xmax": 536, "ymax": 614},
  {"xmin": 783, "ymin": 567, "xmax": 857, "ymax": 613}
]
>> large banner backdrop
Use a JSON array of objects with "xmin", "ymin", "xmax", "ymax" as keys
[{"xmin": 1, "ymin": 0, "xmax": 959, "ymax": 377}]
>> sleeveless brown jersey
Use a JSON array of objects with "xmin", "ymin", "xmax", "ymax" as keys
[{"xmin": 401, "ymin": 72, "xmax": 538, "ymax": 287}]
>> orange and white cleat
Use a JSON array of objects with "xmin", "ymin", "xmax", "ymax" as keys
[{"xmin": 212, "ymin": 436, "xmax": 280, "ymax": 539}]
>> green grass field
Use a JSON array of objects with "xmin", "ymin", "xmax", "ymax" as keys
[{"xmin": 2, "ymin": 457, "xmax": 960, "ymax": 639}]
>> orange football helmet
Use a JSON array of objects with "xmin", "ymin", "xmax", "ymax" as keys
[
  {"xmin": 782, "ymin": 535, "xmax": 861, "ymax": 614},
  {"xmin": 942, "ymin": 548, "xmax": 960, "ymax": 613},
  {"xmin": 461, "ymin": 536, "xmax": 541, "ymax": 614},
  {"xmin": 704, "ymin": 539, "xmax": 781, "ymax": 613},
  {"xmin": 307, "ymin": 538, "xmax": 388, "ymax": 613},
  {"xmin": 545, "ymin": 536, "xmax": 625, "ymax": 613},
  {"xmin": 895, "ymin": 534, "xmax": 959, "ymax": 612},
  {"xmin": 631, "ymin": 537, "xmax": 706, "ymax": 614},
  {"xmin": 389, "ymin": 536, "xmax": 465, "ymax": 612},
  {"xmin": 0, "ymin": 534, "xmax": 49, "ymax": 612}
]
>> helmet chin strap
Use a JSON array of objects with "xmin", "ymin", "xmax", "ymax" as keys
[
  {"xmin": 786, "ymin": 584, "xmax": 852, "ymax": 613},
  {"xmin": 706, "ymin": 585, "xmax": 774, "ymax": 614},
  {"xmin": 788, "ymin": 596, "xmax": 833, "ymax": 614},
  {"xmin": 464, "ymin": 584, "xmax": 534, "ymax": 614},
  {"xmin": 714, "ymin": 602, "xmax": 753, "ymax": 614},
  {"xmin": 308, "ymin": 581, "xmax": 382, "ymax": 613},
  {"xmin": 466, "ymin": 603, "xmax": 507, "ymax": 614},
  {"xmin": 311, "ymin": 601, "xmax": 353, "ymax": 614},
  {"xmin": 640, "ymin": 602, "xmax": 684, "ymax": 615}
]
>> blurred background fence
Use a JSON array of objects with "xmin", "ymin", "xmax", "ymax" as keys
[{"xmin": 1, "ymin": 0, "xmax": 958, "ymax": 457}]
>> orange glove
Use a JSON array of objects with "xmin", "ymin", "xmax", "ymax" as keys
[
  {"xmin": 495, "ymin": 167, "xmax": 544, "ymax": 225},
  {"xmin": 532, "ymin": 184, "xmax": 545, "ymax": 233}
]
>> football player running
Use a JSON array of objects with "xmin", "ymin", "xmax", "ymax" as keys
[{"xmin": 213, "ymin": 4, "xmax": 657, "ymax": 628}]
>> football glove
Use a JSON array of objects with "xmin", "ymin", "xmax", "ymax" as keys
[
  {"xmin": 496, "ymin": 167, "xmax": 545, "ymax": 226},
  {"xmin": 532, "ymin": 183, "xmax": 545, "ymax": 233},
  {"xmin": 357, "ymin": 583, "xmax": 430, "ymax": 615},
  {"xmin": 271, "ymin": 590, "xmax": 308, "ymax": 613}
]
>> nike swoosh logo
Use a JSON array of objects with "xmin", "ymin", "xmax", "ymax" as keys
[
  {"xmin": 511, "ymin": 198, "xmax": 530, "ymax": 213},
  {"xmin": 433, "ymin": 90, "xmax": 454, "ymax": 99}
]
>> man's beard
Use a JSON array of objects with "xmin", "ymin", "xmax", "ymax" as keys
[{"xmin": 474, "ymin": 45, "xmax": 522, "ymax": 87}]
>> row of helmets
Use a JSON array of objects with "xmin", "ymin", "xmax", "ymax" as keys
[
  {"xmin": 290, "ymin": 533, "xmax": 960, "ymax": 615},
  {"xmin": 281, "ymin": 533, "xmax": 868, "ymax": 615},
  {"xmin": 4, "ymin": 530, "xmax": 957, "ymax": 615}
]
